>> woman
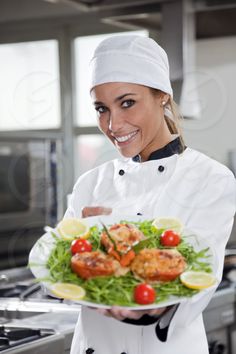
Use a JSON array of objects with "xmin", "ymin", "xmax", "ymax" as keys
[{"xmin": 66, "ymin": 35, "xmax": 236, "ymax": 354}]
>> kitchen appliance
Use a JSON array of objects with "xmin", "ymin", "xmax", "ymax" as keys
[
  {"xmin": 0, "ymin": 140, "xmax": 58, "ymax": 231},
  {"xmin": 0, "ymin": 139, "xmax": 58, "ymax": 269},
  {"xmin": 0, "ymin": 326, "xmax": 54, "ymax": 352},
  {"xmin": 203, "ymin": 286, "xmax": 235, "ymax": 354},
  {"xmin": 0, "ymin": 267, "xmax": 80, "ymax": 354}
]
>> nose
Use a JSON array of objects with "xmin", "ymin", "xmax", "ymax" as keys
[{"xmin": 108, "ymin": 109, "xmax": 124, "ymax": 133}]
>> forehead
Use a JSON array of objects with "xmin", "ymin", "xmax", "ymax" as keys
[{"xmin": 91, "ymin": 82, "xmax": 150, "ymax": 101}]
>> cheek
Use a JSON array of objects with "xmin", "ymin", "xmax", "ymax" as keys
[
  {"xmin": 148, "ymin": 105, "xmax": 163, "ymax": 126},
  {"xmin": 141, "ymin": 111, "xmax": 162, "ymax": 137},
  {"xmin": 97, "ymin": 116, "xmax": 114, "ymax": 142},
  {"xmin": 127, "ymin": 106, "xmax": 146, "ymax": 126},
  {"xmin": 97, "ymin": 116, "xmax": 108, "ymax": 133},
  {"xmin": 136, "ymin": 107, "xmax": 157, "ymax": 129}
]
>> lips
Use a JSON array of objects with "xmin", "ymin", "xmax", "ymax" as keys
[{"xmin": 113, "ymin": 130, "xmax": 139, "ymax": 143}]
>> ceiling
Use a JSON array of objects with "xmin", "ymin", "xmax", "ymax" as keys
[
  {"xmin": 0, "ymin": 0, "xmax": 236, "ymax": 38},
  {"xmin": 0, "ymin": 0, "xmax": 80, "ymax": 23}
]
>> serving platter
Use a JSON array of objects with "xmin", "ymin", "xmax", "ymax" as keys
[{"xmin": 29, "ymin": 214, "xmax": 218, "ymax": 310}]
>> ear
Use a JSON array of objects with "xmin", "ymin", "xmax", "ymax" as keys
[{"xmin": 160, "ymin": 93, "xmax": 170, "ymax": 105}]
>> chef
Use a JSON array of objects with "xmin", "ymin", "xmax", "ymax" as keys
[{"xmin": 66, "ymin": 35, "xmax": 236, "ymax": 354}]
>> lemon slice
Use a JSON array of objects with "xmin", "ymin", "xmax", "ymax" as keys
[
  {"xmin": 152, "ymin": 217, "xmax": 184, "ymax": 233},
  {"xmin": 57, "ymin": 218, "xmax": 89, "ymax": 241},
  {"xmin": 51, "ymin": 283, "xmax": 86, "ymax": 300},
  {"xmin": 180, "ymin": 271, "xmax": 216, "ymax": 290}
]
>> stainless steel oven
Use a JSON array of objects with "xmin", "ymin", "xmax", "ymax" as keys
[
  {"xmin": 203, "ymin": 286, "xmax": 235, "ymax": 354},
  {"xmin": 0, "ymin": 266, "xmax": 79, "ymax": 354},
  {"xmin": 0, "ymin": 139, "xmax": 58, "ymax": 269}
]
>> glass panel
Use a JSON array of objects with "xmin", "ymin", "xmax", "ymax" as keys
[
  {"xmin": 75, "ymin": 134, "xmax": 120, "ymax": 180},
  {"xmin": 0, "ymin": 155, "xmax": 30, "ymax": 213},
  {"xmin": 0, "ymin": 40, "xmax": 60, "ymax": 130},
  {"xmin": 74, "ymin": 30, "xmax": 148, "ymax": 127}
]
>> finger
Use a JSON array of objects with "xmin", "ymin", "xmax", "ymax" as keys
[
  {"xmin": 148, "ymin": 308, "xmax": 166, "ymax": 316},
  {"xmin": 123, "ymin": 310, "xmax": 148, "ymax": 320},
  {"xmin": 109, "ymin": 307, "xmax": 129, "ymax": 320},
  {"xmin": 109, "ymin": 307, "xmax": 124, "ymax": 320},
  {"xmin": 96, "ymin": 308, "xmax": 112, "ymax": 317},
  {"xmin": 101, "ymin": 207, "xmax": 113, "ymax": 215},
  {"xmin": 81, "ymin": 206, "xmax": 112, "ymax": 218},
  {"xmin": 110, "ymin": 307, "xmax": 144, "ymax": 320},
  {"xmin": 109, "ymin": 307, "xmax": 167, "ymax": 321},
  {"xmin": 82, "ymin": 206, "xmax": 100, "ymax": 218}
]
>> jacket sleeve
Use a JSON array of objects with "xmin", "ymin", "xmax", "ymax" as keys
[
  {"xmin": 162, "ymin": 169, "xmax": 236, "ymax": 341},
  {"xmin": 63, "ymin": 170, "xmax": 97, "ymax": 219}
]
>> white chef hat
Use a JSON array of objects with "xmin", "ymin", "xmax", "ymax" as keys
[{"xmin": 89, "ymin": 35, "xmax": 173, "ymax": 97}]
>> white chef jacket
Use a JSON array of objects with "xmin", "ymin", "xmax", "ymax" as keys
[{"xmin": 66, "ymin": 147, "xmax": 236, "ymax": 354}]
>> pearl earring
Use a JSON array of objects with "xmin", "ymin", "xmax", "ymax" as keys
[{"xmin": 161, "ymin": 101, "xmax": 166, "ymax": 106}]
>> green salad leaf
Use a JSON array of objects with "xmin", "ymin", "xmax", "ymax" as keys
[{"xmin": 46, "ymin": 220, "xmax": 213, "ymax": 306}]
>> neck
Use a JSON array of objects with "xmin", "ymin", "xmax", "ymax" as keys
[{"xmin": 139, "ymin": 123, "xmax": 173, "ymax": 162}]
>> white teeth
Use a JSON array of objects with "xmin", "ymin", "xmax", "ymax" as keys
[{"xmin": 115, "ymin": 131, "xmax": 138, "ymax": 143}]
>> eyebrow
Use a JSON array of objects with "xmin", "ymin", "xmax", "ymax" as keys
[{"xmin": 94, "ymin": 93, "xmax": 137, "ymax": 106}]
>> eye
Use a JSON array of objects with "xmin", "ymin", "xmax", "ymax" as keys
[
  {"xmin": 121, "ymin": 99, "xmax": 135, "ymax": 108},
  {"xmin": 95, "ymin": 105, "xmax": 108, "ymax": 114}
]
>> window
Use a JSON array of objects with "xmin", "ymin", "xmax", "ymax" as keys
[
  {"xmin": 0, "ymin": 40, "xmax": 60, "ymax": 130},
  {"xmin": 75, "ymin": 135, "xmax": 120, "ymax": 180}
]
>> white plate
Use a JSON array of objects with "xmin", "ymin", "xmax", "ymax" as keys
[{"xmin": 29, "ymin": 214, "xmax": 218, "ymax": 310}]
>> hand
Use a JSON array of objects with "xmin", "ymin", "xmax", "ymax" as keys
[
  {"xmin": 82, "ymin": 206, "xmax": 112, "ymax": 218},
  {"xmin": 95, "ymin": 306, "xmax": 167, "ymax": 321}
]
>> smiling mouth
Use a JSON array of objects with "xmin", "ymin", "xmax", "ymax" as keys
[{"xmin": 114, "ymin": 130, "xmax": 139, "ymax": 143}]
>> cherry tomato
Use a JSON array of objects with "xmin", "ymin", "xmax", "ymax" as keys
[
  {"xmin": 134, "ymin": 283, "xmax": 156, "ymax": 305},
  {"xmin": 160, "ymin": 230, "xmax": 181, "ymax": 247},
  {"xmin": 71, "ymin": 239, "xmax": 92, "ymax": 254}
]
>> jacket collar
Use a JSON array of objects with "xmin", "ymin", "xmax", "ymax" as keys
[{"xmin": 132, "ymin": 136, "xmax": 185, "ymax": 163}]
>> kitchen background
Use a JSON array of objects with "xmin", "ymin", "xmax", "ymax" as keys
[{"xmin": 0, "ymin": 0, "xmax": 236, "ymax": 353}]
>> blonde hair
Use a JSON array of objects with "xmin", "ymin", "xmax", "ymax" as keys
[{"xmin": 151, "ymin": 88, "xmax": 185, "ymax": 150}]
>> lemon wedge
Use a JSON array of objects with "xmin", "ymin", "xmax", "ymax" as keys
[
  {"xmin": 57, "ymin": 218, "xmax": 90, "ymax": 241},
  {"xmin": 152, "ymin": 217, "xmax": 184, "ymax": 233},
  {"xmin": 51, "ymin": 283, "xmax": 86, "ymax": 300},
  {"xmin": 180, "ymin": 271, "xmax": 216, "ymax": 290}
]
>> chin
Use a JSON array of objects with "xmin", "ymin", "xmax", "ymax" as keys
[{"xmin": 118, "ymin": 149, "xmax": 139, "ymax": 159}]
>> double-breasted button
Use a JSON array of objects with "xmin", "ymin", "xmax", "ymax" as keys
[
  {"xmin": 158, "ymin": 165, "xmax": 165, "ymax": 172},
  {"xmin": 119, "ymin": 169, "xmax": 125, "ymax": 176},
  {"xmin": 137, "ymin": 212, "xmax": 142, "ymax": 216},
  {"xmin": 120, "ymin": 352, "xmax": 127, "ymax": 354},
  {"xmin": 86, "ymin": 348, "xmax": 95, "ymax": 354}
]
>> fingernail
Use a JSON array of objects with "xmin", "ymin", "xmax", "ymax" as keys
[{"xmin": 104, "ymin": 208, "xmax": 112, "ymax": 215}]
